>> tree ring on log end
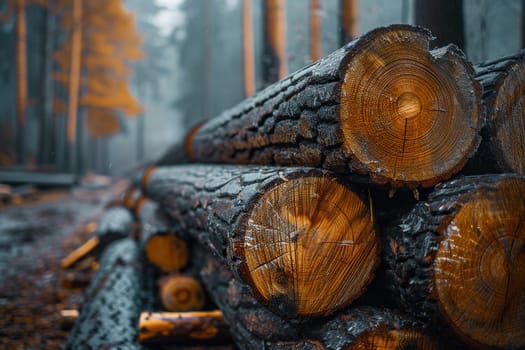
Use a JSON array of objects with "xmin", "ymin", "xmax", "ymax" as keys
[
  {"xmin": 349, "ymin": 329, "xmax": 440, "ymax": 350},
  {"xmin": 492, "ymin": 62, "xmax": 525, "ymax": 174},
  {"xmin": 339, "ymin": 26, "xmax": 481, "ymax": 187},
  {"xmin": 234, "ymin": 174, "xmax": 379, "ymax": 318},
  {"xmin": 160, "ymin": 275, "xmax": 206, "ymax": 312},
  {"xmin": 434, "ymin": 178, "xmax": 525, "ymax": 348}
]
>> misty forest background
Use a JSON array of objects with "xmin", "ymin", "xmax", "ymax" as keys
[{"xmin": 0, "ymin": 0, "xmax": 523, "ymax": 180}]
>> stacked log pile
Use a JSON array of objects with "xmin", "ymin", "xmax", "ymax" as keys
[{"xmin": 63, "ymin": 24, "xmax": 524, "ymax": 350}]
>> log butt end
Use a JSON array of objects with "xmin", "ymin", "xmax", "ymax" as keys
[
  {"xmin": 434, "ymin": 177, "xmax": 525, "ymax": 349},
  {"xmin": 234, "ymin": 173, "xmax": 379, "ymax": 318},
  {"xmin": 145, "ymin": 234, "xmax": 189, "ymax": 273},
  {"xmin": 339, "ymin": 25, "xmax": 481, "ymax": 188}
]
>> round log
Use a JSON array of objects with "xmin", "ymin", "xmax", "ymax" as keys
[
  {"xmin": 310, "ymin": 306, "xmax": 441, "ymax": 349},
  {"xmin": 384, "ymin": 174, "xmax": 525, "ymax": 349},
  {"xmin": 158, "ymin": 25, "xmax": 481, "ymax": 188},
  {"xmin": 472, "ymin": 51, "xmax": 525, "ymax": 174},
  {"xmin": 138, "ymin": 200, "xmax": 189, "ymax": 273},
  {"xmin": 158, "ymin": 274, "xmax": 206, "ymax": 312},
  {"xmin": 144, "ymin": 165, "xmax": 379, "ymax": 318}
]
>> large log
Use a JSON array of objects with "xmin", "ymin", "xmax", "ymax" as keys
[
  {"xmin": 65, "ymin": 238, "xmax": 144, "ymax": 350},
  {"xmin": 471, "ymin": 51, "xmax": 525, "ymax": 174},
  {"xmin": 138, "ymin": 200, "xmax": 189, "ymax": 273},
  {"xmin": 159, "ymin": 25, "xmax": 481, "ymax": 189},
  {"xmin": 61, "ymin": 206, "xmax": 134, "ymax": 268},
  {"xmin": 143, "ymin": 165, "xmax": 379, "ymax": 318},
  {"xmin": 384, "ymin": 174, "xmax": 525, "ymax": 349}
]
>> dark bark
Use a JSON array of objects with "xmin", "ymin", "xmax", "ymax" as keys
[
  {"xmin": 415, "ymin": 0, "xmax": 464, "ymax": 50},
  {"xmin": 200, "ymin": 253, "xmax": 300, "ymax": 349},
  {"xmin": 308, "ymin": 306, "xmax": 442, "ymax": 349},
  {"xmin": 65, "ymin": 238, "xmax": 145, "ymax": 350},
  {"xmin": 142, "ymin": 164, "xmax": 378, "ymax": 318},
  {"xmin": 383, "ymin": 174, "xmax": 525, "ymax": 350},
  {"xmin": 159, "ymin": 25, "xmax": 480, "ymax": 188},
  {"xmin": 467, "ymin": 50, "xmax": 525, "ymax": 174},
  {"xmin": 96, "ymin": 206, "xmax": 134, "ymax": 244}
]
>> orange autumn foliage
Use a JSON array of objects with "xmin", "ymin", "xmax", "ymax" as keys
[{"xmin": 54, "ymin": 0, "xmax": 144, "ymax": 139}]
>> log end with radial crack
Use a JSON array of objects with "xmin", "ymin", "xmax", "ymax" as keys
[
  {"xmin": 339, "ymin": 25, "xmax": 481, "ymax": 188},
  {"xmin": 385, "ymin": 174, "xmax": 525, "ymax": 350},
  {"xmin": 232, "ymin": 172, "xmax": 380, "ymax": 318}
]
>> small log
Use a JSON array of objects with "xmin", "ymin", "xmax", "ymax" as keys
[
  {"xmin": 137, "ymin": 310, "xmax": 232, "ymax": 345},
  {"xmin": 60, "ymin": 309, "xmax": 79, "ymax": 331},
  {"xmin": 308, "ymin": 306, "xmax": 441, "ymax": 349},
  {"xmin": 155, "ymin": 121, "xmax": 205, "ymax": 166},
  {"xmin": 65, "ymin": 238, "xmax": 144, "ymax": 350},
  {"xmin": 471, "ymin": 51, "xmax": 525, "ymax": 174},
  {"xmin": 384, "ymin": 174, "xmax": 525, "ymax": 349},
  {"xmin": 200, "ymin": 253, "xmax": 300, "ymax": 349},
  {"xmin": 159, "ymin": 25, "xmax": 481, "ymax": 189},
  {"xmin": 138, "ymin": 200, "xmax": 189, "ymax": 273},
  {"xmin": 144, "ymin": 165, "xmax": 379, "ymax": 318},
  {"xmin": 61, "ymin": 206, "xmax": 134, "ymax": 268},
  {"xmin": 159, "ymin": 274, "xmax": 206, "ymax": 312}
]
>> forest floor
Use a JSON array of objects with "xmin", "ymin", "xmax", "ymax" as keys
[{"xmin": 0, "ymin": 177, "xmax": 128, "ymax": 350}]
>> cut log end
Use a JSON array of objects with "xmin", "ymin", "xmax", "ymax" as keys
[
  {"xmin": 492, "ymin": 61, "xmax": 525, "ymax": 174},
  {"xmin": 145, "ymin": 234, "xmax": 189, "ymax": 273},
  {"xmin": 159, "ymin": 275, "xmax": 206, "ymax": 312},
  {"xmin": 340, "ymin": 26, "xmax": 481, "ymax": 188},
  {"xmin": 434, "ymin": 178, "xmax": 525, "ymax": 349},
  {"xmin": 234, "ymin": 175, "xmax": 379, "ymax": 318}
]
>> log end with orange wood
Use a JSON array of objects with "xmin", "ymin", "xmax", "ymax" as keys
[
  {"xmin": 159, "ymin": 274, "xmax": 206, "ymax": 312},
  {"xmin": 143, "ymin": 166, "xmax": 380, "ymax": 319},
  {"xmin": 139, "ymin": 200, "xmax": 189, "ymax": 273},
  {"xmin": 474, "ymin": 51, "xmax": 525, "ymax": 174},
  {"xmin": 385, "ymin": 174, "xmax": 525, "ymax": 349}
]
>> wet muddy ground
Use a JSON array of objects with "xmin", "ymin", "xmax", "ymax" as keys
[{"xmin": 0, "ymin": 180, "xmax": 127, "ymax": 349}]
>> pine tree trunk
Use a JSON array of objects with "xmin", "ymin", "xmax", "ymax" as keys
[
  {"xmin": 142, "ymin": 165, "xmax": 379, "ymax": 319},
  {"xmin": 469, "ymin": 51, "xmax": 525, "ymax": 174},
  {"xmin": 15, "ymin": 0, "xmax": 27, "ymax": 165},
  {"xmin": 383, "ymin": 174, "xmax": 525, "ymax": 350},
  {"xmin": 160, "ymin": 25, "xmax": 481, "ymax": 189}
]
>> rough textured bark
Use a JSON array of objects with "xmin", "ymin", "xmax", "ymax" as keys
[
  {"xmin": 137, "ymin": 310, "xmax": 232, "ymax": 345},
  {"xmin": 158, "ymin": 274, "xmax": 206, "ymax": 312},
  {"xmin": 138, "ymin": 200, "xmax": 189, "ymax": 273},
  {"xmin": 200, "ymin": 253, "xmax": 300, "ymax": 349},
  {"xmin": 168, "ymin": 25, "xmax": 482, "ymax": 189},
  {"xmin": 470, "ymin": 51, "xmax": 525, "ymax": 174},
  {"xmin": 308, "ymin": 306, "xmax": 442, "ymax": 349},
  {"xmin": 61, "ymin": 206, "xmax": 134, "ymax": 268},
  {"xmin": 143, "ymin": 165, "xmax": 379, "ymax": 318},
  {"xmin": 65, "ymin": 238, "xmax": 145, "ymax": 350},
  {"xmin": 384, "ymin": 174, "xmax": 525, "ymax": 350}
]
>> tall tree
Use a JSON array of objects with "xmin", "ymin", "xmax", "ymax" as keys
[
  {"xmin": 243, "ymin": 0, "xmax": 255, "ymax": 97},
  {"xmin": 310, "ymin": 0, "xmax": 322, "ymax": 61},
  {"xmin": 340, "ymin": 0, "xmax": 358, "ymax": 45},
  {"xmin": 263, "ymin": 0, "xmax": 287, "ymax": 85},
  {"xmin": 15, "ymin": 0, "xmax": 27, "ymax": 165}
]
